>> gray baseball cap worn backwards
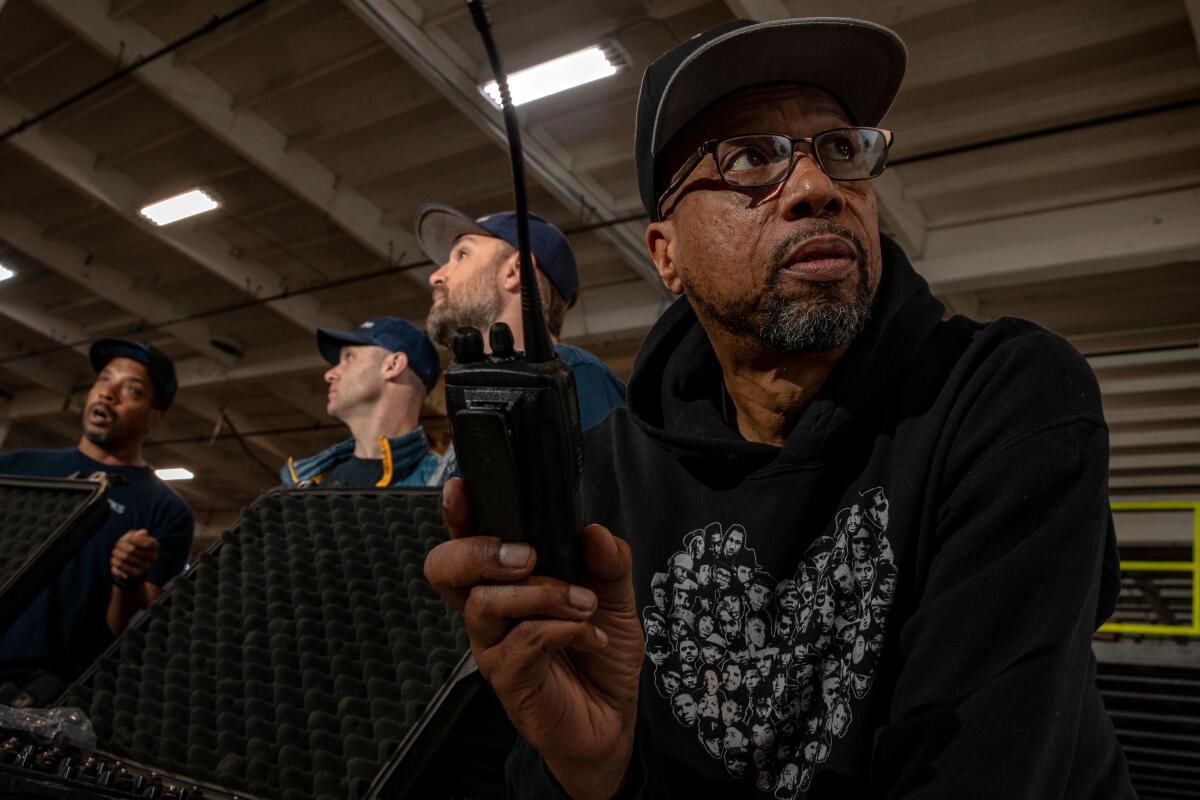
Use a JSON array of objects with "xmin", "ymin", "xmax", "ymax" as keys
[{"xmin": 635, "ymin": 17, "xmax": 908, "ymax": 221}]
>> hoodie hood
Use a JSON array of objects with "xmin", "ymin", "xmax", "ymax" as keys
[{"xmin": 626, "ymin": 235, "xmax": 945, "ymax": 467}]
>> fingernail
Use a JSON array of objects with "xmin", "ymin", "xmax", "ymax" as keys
[
  {"xmin": 498, "ymin": 542, "xmax": 532, "ymax": 568},
  {"xmin": 594, "ymin": 626, "xmax": 609, "ymax": 646},
  {"xmin": 568, "ymin": 585, "xmax": 596, "ymax": 610}
]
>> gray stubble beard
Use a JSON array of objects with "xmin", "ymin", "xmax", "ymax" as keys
[{"xmin": 687, "ymin": 222, "xmax": 873, "ymax": 354}]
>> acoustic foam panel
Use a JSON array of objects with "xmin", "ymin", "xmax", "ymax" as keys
[{"xmin": 61, "ymin": 488, "xmax": 469, "ymax": 800}]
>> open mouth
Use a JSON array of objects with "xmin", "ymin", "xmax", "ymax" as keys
[{"xmin": 87, "ymin": 404, "xmax": 114, "ymax": 427}]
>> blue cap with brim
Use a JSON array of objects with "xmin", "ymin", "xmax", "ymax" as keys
[
  {"xmin": 316, "ymin": 317, "xmax": 441, "ymax": 391},
  {"xmin": 413, "ymin": 204, "xmax": 579, "ymax": 303},
  {"xmin": 89, "ymin": 339, "xmax": 178, "ymax": 410}
]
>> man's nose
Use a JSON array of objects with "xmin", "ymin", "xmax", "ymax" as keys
[
  {"xmin": 775, "ymin": 154, "xmax": 845, "ymax": 220},
  {"xmin": 325, "ymin": 366, "xmax": 338, "ymax": 384},
  {"xmin": 429, "ymin": 263, "xmax": 448, "ymax": 288}
]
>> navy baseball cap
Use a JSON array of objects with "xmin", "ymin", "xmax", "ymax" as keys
[
  {"xmin": 89, "ymin": 339, "xmax": 178, "ymax": 410},
  {"xmin": 414, "ymin": 204, "xmax": 579, "ymax": 302},
  {"xmin": 636, "ymin": 18, "xmax": 907, "ymax": 221},
  {"xmin": 316, "ymin": 317, "xmax": 441, "ymax": 391}
]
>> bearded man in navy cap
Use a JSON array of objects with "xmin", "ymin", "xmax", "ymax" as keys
[
  {"xmin": 415, "ymin": 205, "xmax": 625, "ymax": 432},
  {"xmin": 281, "ymin": 317, "xmax": 442, "ymax": 489},
  {"xmin": 0, "ymin": 339, "xmax": 193, "ymax": 702}
]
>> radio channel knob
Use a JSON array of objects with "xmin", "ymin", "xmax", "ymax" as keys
[
  {"xmin": 488, "ymin": 322, "xmax": 515, "ymax": 358},
  {"xmin": 452, "ymin": 327, "xmax": 485, "ymax": 363}
]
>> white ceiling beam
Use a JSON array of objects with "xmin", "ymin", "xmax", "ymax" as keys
[
  {"xmin": 782, "ymin": 0, "xmax": 970, "ymax": 26},
  {"xmin": 1105, "ymin": 404, "xmax": 1200, "ymax": 425},
  {"xmin": 892, "ymin": 65, "xmax": 1200, "ymax": 159},
  {"xmin": 723, "ymin": 0, "xmax": 789, "ymax": 20},
  {"xmin": 1110, "ymin": 451, "xmax": 1200, "ymax": 470},
  {"xmin": 1100, "ymin": 373, "xmax": 1200, "ymax": 397},
  {"xmin": 34, "ymin": 0, "xmax": 428, "ymax": 293},
  {"xmin": 904, "ymin": 0, "xmax": 1185, "ymax": 91},
  {"xmin": 1071, "ymin": 323, "xmax": 1200, "ymax": 357},
  {"xmin": 1110, "ymin": 473, "xmax": 1200, "ymax": 489},
  {"xmin": 343, "ymin": 0, "xmax": 668, "ymax": 295},
  {"xmin": 873, "ymin": 169, "xmax": 927, "ymax": 258},
  {"xmin": 0, "ymin": 213, "xmax": 240, "ymax": 367},
  {"xmin": 914, "ymin": 187, "xmax": 1200, "ymax": 294},
  {"xmin": 560, "ymin": 278, "xmax": 671, "ymax": 340},
  {"xmin": 0, "ymin": 101, "xmax": 350, "ymax": 337},
  {"xmin": 233, "ymin": 41, "xmax": 389, "ymax": 110},
  {"xmin": 904, "ymin": 109, "xmax": 1200, "ymax": 201},
  {"xmin": 1110, "ymin": 428, "xmax": 1200, "ymax": 449},
  {"xmin": 1088, "ymin": 347, "xmax": 1199, "ymax": 372}
]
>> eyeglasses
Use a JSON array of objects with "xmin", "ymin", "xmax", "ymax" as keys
[{"xmin": 656, "ymin": 127, "xmax": 894, "ymax": 218}]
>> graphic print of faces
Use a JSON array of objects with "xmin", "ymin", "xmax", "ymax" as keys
[{"xmin": 640, "ymin": 496, "xmax": 896, "ymax": 798}]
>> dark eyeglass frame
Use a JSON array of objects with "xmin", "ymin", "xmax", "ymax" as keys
[{"xmin": 656, "ymin": 127, "xmax": 895, "ymax": 219}]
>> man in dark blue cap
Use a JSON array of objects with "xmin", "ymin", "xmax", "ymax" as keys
[
  {"xmin": 0, "ymin": 339, "xmax": 193, "ymax": 702},
  {"xmin": 415, "ymin": 204, "xmax": 625, "ymax": 432},
  {"xmin": 280, "ymin": 316, "xmax": 442, "ymax": 488}
]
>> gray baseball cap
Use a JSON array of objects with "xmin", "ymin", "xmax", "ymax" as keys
[{"xmin": 635, "ymin": 17, "xmax": 907, "ymax": 221}]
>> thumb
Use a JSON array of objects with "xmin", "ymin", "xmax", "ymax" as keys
[{"xmin": 580, "ymin": 525, "xmax": 635, "ymax": 610}]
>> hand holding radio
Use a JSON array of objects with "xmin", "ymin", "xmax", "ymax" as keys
[{"xmin": 425, "ymin": 478, "xmax": 643, "ymax": 800}]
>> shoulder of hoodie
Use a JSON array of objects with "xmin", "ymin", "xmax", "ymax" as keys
[{"xmin": 945, "ymin": 314, "xmax": 1107, "ymax": 462}]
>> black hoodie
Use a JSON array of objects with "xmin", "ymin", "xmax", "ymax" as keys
[{"xmin": 509, "ymin": 237, "xmax": 1132, "ymax": 799}]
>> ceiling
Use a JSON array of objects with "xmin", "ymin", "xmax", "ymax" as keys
[{"xmin": 1, "ymin": 0, "xmax": 1198, "ymax": 546}]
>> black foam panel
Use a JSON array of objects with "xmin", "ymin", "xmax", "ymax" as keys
[
  {"xmin": 61, "ymin": 488, "xmax": 469, "ymax": 800},
  {"xmin": 0, "ymin": 475, "xmax": 111, "ymax": 633}
]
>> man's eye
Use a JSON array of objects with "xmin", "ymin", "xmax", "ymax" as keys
[
  {"xmin": 722, "ymin": 146, "xmax": 771, "ymax": 172},
  {"xmin": 822, "ymin": 134, "xmax": 860, "ymax": 161}
]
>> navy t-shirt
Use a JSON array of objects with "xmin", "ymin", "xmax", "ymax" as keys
[
  {"xmin": 0, "ymin": 448, "xmax": 193, "ymax": 684},
  {"xmin": 555, "ymin": 342, "xmax": 625, "ymax": 429}
]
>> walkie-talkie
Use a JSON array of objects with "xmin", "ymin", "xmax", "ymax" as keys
[{"xmin": 442, "ymin": 0, "xmax": 585, "ymax": 584}]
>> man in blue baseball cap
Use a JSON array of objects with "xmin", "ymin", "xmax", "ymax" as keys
[
  {"xmin": 411, "ymin": 204, "xmax": 627, "ymax": 797},
  {"xmin": 415, "ymin": 204, "xmax": 625, "ymax": 432},
  {"xmin": 280, "ymin": 317, "xmax": 443, "ymax": 488},
  {"xmin": 0, "ymin": 338, "xmax": 193, "ymax": 702}
]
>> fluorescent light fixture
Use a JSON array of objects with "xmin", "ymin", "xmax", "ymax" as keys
[
  {"xmin": 0, "ymin": 263, "xmax": 13, "ymax": 282},
  {"xmin": 481, "ymin": 45, "xmax": 619, "ymax": 107},
  {"xmin": 155, "ymin": 467, "xmax": 194, "ymax": 481},
  {"xmin": 139, "ymin": 189, "xmax": 219, "ymax": 226}
]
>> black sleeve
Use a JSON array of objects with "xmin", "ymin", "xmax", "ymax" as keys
[{"xmin": 873, "ymin": 333, "xmax": 1128, "ymax": 798}]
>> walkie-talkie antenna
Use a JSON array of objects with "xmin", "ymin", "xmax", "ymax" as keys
[{"xmin": 467, "ymin": 0, "xmax": 554, "ymax": 363}]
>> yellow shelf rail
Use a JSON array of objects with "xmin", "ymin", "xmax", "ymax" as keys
[{"xmin": 1099, "ymin": 502, "xmax": 1200, "ymax": 637}]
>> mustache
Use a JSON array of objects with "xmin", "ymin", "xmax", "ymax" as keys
[{"xmin": 767, "ymin": 221, "xmax": 868, "ymax": 274}]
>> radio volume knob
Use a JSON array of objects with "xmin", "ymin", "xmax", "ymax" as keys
[
  {"xmin": 489, "ymin": 322, "xmax": 515, "ymax": 358},
  {"xmin": 452, "ymin": 327, "xmax": 485, "ymax": 363}
]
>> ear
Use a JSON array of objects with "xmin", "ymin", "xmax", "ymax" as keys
[
  {"xmin": 499, "ymin": 248, "xmax": 521, "ymax": 294},
  {"xmin": 381, "ymin": 351, "xmax": 409, "ymax": 381},
  {"xmin": 146, "ymin": 407, "xmax": 165, "ymax": 432},
  {"xmin": 646, "ymin": 221, "xmax": 684, "ymax": 295}
]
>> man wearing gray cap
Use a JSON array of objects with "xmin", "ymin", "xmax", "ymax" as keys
[{"xmin": 424, "ymin": 17, "xmax": 1131, "ymax": 799}]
